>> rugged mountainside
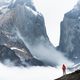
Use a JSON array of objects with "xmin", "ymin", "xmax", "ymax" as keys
[
  {"xmin": 0, "ymin": 0, "xmax": 73, "ymax": 66},
  {"xmin": 58, "ymin": 1, "xmax": 80, "ymax": 63},
  {"xmin": 0, "ymin": 0, "xmax": 54, "ymax": 66},
  {"xmin": 55, "ymin": 70, "xmax": 80, "ymax": 80},
  {"xmin": 0, "ymin": 0, "xmax": 49, "ymax": 66}
]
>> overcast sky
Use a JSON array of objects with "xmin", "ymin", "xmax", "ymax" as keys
[{"xmin": 33, "ymin": 0, "xmax": 78, "ymax": 46}]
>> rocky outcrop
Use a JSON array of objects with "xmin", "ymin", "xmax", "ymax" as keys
[
  {"xmin": 58, "ymin": 1, "xmax": 80, "ymax": 63},
  {"xmin": 0, "ymin": 45, "xmax": 22, "ymax": 66},
  {"xmin": 55, "ymin": 70, "xmax": 80, "ymax": 80},
  {"xmin": 0, "ymin": 45, "xmax": 44, "ymax": 66}
]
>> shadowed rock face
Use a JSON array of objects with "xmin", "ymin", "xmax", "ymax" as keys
[
  {"xmin": 58, "ymin": 1, "xmax": 80, "ymax": 63},
  {"xmin": 14, "ymin": 4, "xmax": 49, "ymax": 45},
  {"xmin": 0, "ymin": 45, "xmax": 22, "ymax": 66},
  {"xmin": 0, "ymin": 45, "xmax": 44, "ymax": 66}
]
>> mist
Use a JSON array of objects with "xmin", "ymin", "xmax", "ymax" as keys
[
  {"xmin": 0, "ymin": 63, "xmax": 66, "ymax": 80},
  {"xmin": 30, "ymin": 44, "xmax": 74, "ymax": 66},
  {"xmin": 16, "ymin": 29, "xmax": 74, "ymax": 67}
]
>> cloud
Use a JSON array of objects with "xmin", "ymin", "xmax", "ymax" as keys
[{"xmin": 0, "ymin": 63, "xmax": 64, "ymax": 80}]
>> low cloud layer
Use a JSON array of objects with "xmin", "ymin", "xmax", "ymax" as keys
[{"xmin": 0, "ymin": 63, "xmax": 65, "ymax": 80}]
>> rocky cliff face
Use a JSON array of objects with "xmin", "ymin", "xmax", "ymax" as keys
[
  {"xmin": 58, "ymin": 1, "xmax": 80, "ymax": 63},
  {"xmin": 0, "ymin": 0, "xmax": 49, "ymax": 66},
  {"xmin": 0, "ymin": 0, "xmax": 54, "ymax": 66}
]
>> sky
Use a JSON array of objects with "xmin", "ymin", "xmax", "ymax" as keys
[{"xmin": 33, "ymin": 0, "xmax": 78, "ymax": 46}]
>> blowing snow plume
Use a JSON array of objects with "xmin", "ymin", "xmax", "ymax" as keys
[{"xmin": 0, "ymin": 0, "xmax": 73, "ymax": 66}]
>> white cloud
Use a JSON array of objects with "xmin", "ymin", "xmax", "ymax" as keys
[{"xmin": 0, "ymin": 63, "xmax": 64, "ymax": 80}]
